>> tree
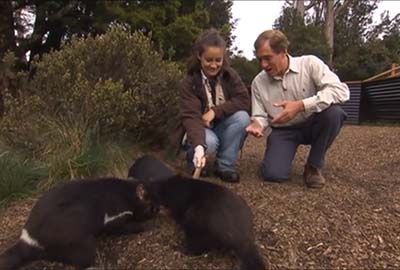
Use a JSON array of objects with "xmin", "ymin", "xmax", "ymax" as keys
[
  {"xmin": 286, "ymin": 0, "xmax": 316, "ymax": 18},
  {"xmin": 230, "ymin": 55, "xmax": 260, "ymax": 87},
  {"xmin": 333, "ymin": 0, "xmax": 382, "ymax": 80},
  {"xmin": 371, "ymin": 12, "xmax": 400, "ymax": 62},
  {"xmin": 0, "ymin": 1, "xmax": 17, "ymax": 117},
  {"xmin": 284, "ymin": 0, "xmax": 378, "ymax": 67},
  {"xmin": 316, "ymin": 0, "xmax": 353, "ymax": 66},
  {"xmin": 275, "ymin": 0, "xmax": 395, "ymax": 80},
  {"xmin": 274, "ymin": 7, "xmax": 330, "ymax": 63},
  {"xmin": 0, "ymin": 1, "xmax": 16, "ymax": 56},
  {"xmin": 2, "ymin": 0, "xmax": 235, "ymax": 64},
  {"xmin": 204, "ymin": 0, "xmax": 235, "ymax": 47}
]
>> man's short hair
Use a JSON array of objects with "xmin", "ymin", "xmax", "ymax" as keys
[{"xmin": 254, "ymin": 30, "xmax": 289, "ymax": 54}]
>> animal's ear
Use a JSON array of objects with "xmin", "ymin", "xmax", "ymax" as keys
[{"xmin": 136, "ymin": 183, "xmax": 147, "ymax": 201}]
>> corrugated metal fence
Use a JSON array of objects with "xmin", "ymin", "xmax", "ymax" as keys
[
  {"xmin": 342, "ymin": 82, "xmax": 362, "ymax": 124},
  {"xmin": 343, "ymin": 76, "xmax": 400, "ymax": 124}
]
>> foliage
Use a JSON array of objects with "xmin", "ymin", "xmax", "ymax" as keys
[
  {"xmin": 4, "ymin": 0, "xmax": 234, "ymax": 64},
  {"xmin": 6, "ymin": 26, "xmax": 181, "ymax": 140},
  {"xmin": 230, "ymin": 55, "xmax": 260, "ymax": 87},
  {"xmin": 274, "ymin": 1, "xmax": 400, "ymax": 81},
  {"xmin": 274, "ymin": 7, "xmax": 330, "ymax": 63},
  {"xmin": 0, "ymin": 1, "xmax": 15, "ymax": 58},
  {"xmin": 0, "ymin": 2, "xmax": 238, "ymax": 202},
  {"xmin": 0, "ymin": 149, "xmax": 47, "ymax": 205},
  {"xmin": 0, "ymin": 128, "xmax": 137, "ymax": 201},
  {"xmin": 0, "ymin": 26, "xmax": 182, "ymax": 191},
  {"xmin": 37, "ymin": 128, "xmax": 137, "ymax": 189}
]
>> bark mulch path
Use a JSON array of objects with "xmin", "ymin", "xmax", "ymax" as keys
[{"xmin": 1, "ymin": 125, "xmax": 399, "ymax": 269}]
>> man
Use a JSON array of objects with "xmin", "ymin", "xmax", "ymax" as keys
[{"xmin": 246, "ymin": 30, "xmax": 349, "ymax": 188}]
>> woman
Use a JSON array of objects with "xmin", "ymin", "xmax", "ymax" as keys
[{"xmin": 171, "ymin": 29, "xmax": 250, "ymax": 183}]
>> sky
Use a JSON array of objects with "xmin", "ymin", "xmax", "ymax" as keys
[{"xmin": 231, "ymin": 0, "xmax": 400, "ymax": 59}]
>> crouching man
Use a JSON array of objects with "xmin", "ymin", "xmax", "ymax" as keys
[{"xmin": 246, "ymin": 29, "xmax": 349, "ymax": 188}]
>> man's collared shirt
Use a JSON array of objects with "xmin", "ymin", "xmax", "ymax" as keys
[{"xmin": 251, "ymin": 55, "xmax": 350, "ymax": 129}]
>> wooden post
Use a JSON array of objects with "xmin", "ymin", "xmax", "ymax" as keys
[{"xmin": 391, "ymin": 63, "xmax": 397, "ymax": 77}]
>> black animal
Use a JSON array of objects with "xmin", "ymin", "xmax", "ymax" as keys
[
  {"xmin": 148, "ymin": 176, "xmax": 266, "ymax": 270},
  {"xmin": 129, "ymin": 155, "xmax": 266, "ymax": 269},
  {"xmin": 0, "ymin": 177, "xmax": 157, "ymax": 270},
  {"xmin": 128, "ymin": 155, "xmax": 175, "ymax": 181}
]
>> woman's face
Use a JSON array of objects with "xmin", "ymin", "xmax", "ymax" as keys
[{"xmin": 198, "ymin": 46, "xmax": 224, "ymax": 78}]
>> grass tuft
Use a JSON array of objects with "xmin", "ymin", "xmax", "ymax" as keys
[{"xmin": 0, "ymin": 150, "xmax": 47, "ymax": 206}]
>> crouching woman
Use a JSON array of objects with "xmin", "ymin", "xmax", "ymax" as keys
[{"xmin": 170, "ymin": 29, "xmax": 250, "ymax": 183}]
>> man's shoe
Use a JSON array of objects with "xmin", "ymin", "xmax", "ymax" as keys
[
  {"xmin": 215, "ymin": 170, "xmax": 240, "ymax": 183},
  {"xmin": 303, "ymin": 164, "xmax": 326, "ymax": 188}
]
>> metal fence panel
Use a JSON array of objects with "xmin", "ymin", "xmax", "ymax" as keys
[
  {"xmin": 362, "ymin": 77, "xmax": 400, "ymax": 121},
  {"xmin": 342, "ymin": 82, "xmax": 362, "ymax": 124}
]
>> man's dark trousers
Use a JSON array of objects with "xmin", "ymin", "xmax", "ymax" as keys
[{"xmin": 261, "ymin": 105, "xmax": 347, "ymax": 182}]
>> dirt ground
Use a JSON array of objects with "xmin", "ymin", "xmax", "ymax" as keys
[{"xmin": 1, "ymin": 125, "xmax": 400, "ymax": 270}]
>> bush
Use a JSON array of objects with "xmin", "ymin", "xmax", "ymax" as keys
[
  {"xmin": 3, "ymin": 25, "xmax": 182, "ymax": 146},
  {"xmin": 0, "ymin": 26, "xmax": 183, "ymax": 189}
]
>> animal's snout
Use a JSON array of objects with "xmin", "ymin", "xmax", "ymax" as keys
[
  {"xmin": 150, "ymin": 204, "xmax": 160, "ymax": 214},
  {"xmin": 143, "ymin": 203, "xmax": 159, "ymax": 217}
]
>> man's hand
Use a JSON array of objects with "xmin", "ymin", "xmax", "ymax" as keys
[
  {"xmin": 271, "ymin": 100, "xmax": 304, "ymax": 124},
  {"xmin": 246, "ymin": 119, "xmax": 264, "ymax": 138},
  {"xmin": 202, "ymin": 109, "xmax": 215, "ymax": 128},
  {"xmin": 193, "ymin": 145, "xmax": 206, "ymax": 168}
]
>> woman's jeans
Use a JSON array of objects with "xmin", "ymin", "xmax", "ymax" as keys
[{"xmin": 185, "ymin": 110, "xmax": 250, "ymax": 173}]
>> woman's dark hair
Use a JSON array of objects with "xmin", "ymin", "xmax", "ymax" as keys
[{"xmin": 187, "ymin": 29, "xmax": 229, "ymax": 75}]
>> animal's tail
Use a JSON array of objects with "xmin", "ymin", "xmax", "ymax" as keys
[
  {"xmin": 238, "ymin": 242, "xmax": 268, "ymax": 270},
  {"xmin": 0, "ymin": 240, "xmax": 44, "ymax": 270}
]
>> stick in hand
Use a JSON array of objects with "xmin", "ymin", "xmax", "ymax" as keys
[{"xmin": 192, "ymin": 167, "xmax": 202, "ymax": 179}]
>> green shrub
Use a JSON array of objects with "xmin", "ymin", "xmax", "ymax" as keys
[
  {"xmin": 40, "ymin": 26, "xmax": 180, "ymax": 137},
  {"xmin": 0, "ymin": 26, "xmax": 183, "ymax": 191},
  {"xmin": 2, "ymin": 26, "xmax": 182, "ymax": 146}
]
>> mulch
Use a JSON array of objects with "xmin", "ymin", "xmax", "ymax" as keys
[{"xmin": 0, "ymin": 125, "xmax": 399, "ymax": 269}]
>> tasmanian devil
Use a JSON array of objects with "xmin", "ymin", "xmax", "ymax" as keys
[
  {"xmin": 128, "ymin": 154, "xmax": 175, "ymax": 181},
  {"xmin": 129, "ymin": 155, "xmax": 266, "ymax": 270},
  {"xmin": 148, "ymin": 176, "xmax": 266, "ymax": 270},
  {"xmin": 0, "ymin": 177, "xmax": 157, "ymax": 270}
]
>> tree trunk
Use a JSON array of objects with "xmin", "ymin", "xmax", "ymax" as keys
[
  {"xmin": 294, "ymin": 0, "xmax": 305, "ymax": 18},
  {"xmin": 324, "ymin": 0, "xmax": 334, "ymax": 67}
]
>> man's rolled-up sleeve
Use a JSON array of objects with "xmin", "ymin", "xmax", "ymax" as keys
[{"xmin": 302, "ymin": 56, "xmax": 350, "ymax": 113}]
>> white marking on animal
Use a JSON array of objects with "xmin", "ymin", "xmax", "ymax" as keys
[
  {"xmin": 20, "ymin": 229, "xmax": 43, "ymax": 249},
  {"xmin": 104, "ymin": 211, "xmax": 133, "ymax": 225}
]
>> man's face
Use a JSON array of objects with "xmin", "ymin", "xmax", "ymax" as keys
[{"xmin": 255, "ymin": 41, "xmax": 288, "ymax": 77}]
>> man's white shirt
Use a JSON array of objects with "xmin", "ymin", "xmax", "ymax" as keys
[{"xmin": 251, "ymin": 55, "xmax": 350, "ymax": 129}]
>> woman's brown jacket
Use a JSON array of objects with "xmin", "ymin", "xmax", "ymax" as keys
[{"xmin": 169, "ymin": 67, "xmax": 250, "ymax": 155}]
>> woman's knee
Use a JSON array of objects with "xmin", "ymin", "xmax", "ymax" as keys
[
  {"xmin": 205, "ymin": 129, "xmax": 219, "ymax": 154},
  {"xmin": 229, "ymin": 110, "xmax": 250, "ymax": 127}
]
